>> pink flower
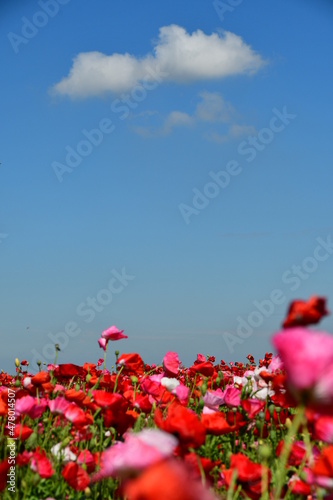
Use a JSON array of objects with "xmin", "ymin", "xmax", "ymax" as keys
[
  {"xmin": 163, "ymin": 352, "xmax": 179, "ymax": 376},
  {"xmin": 98, "ymin": 337, "xmax": 108, "ymax": 351},
  {"xmin": 16, "ymin": 396, "xmax": 47, "ymax": 419},
  {"xmin": 203, "ymin": 389, "xmax": 225, "ymax": 410},
  {"xmin": 101, "ymin": 325, "xmax": 128, "ymax": 341},
  {"xmin": 91, "ymin": 429, "xmax": 178, "ymax": 481},
  {"xmin": 223, "ymin": 386, "xmax": 241, "ymax": 408},
  {"xmin": 48, "ymin": 397, "xmax": 71, "ymax": 415},
  {"xmin": 30, "ymin": 450, "xmax": 54, "ymax": 479},
  {"xmin": 272, "ymin": 328, "xmax": 333, "ymax": 412}
]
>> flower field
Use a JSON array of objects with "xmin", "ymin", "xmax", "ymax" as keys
[{"xmin": 1, "ymin": 297, "xmax": 333, "ymax": 499}]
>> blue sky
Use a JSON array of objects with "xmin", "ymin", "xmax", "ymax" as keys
[{"xmin": 1, "ymin": 0, "xmax": 333, "ymax": 374}]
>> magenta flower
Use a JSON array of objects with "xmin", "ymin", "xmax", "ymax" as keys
[
  {"xmin": 98, "ymin": 337, "xmax": 108, "ymax": 351},
  {"xmin": 101, "ymin": 325, "xmax": 128, "ymax": 341},
  {"xmin": 272, "ymin": 327, "xmax": 333, "ymax": 412},
  {"xmin": 223, "ymin": 386, "xmax": 241, "ymax": 408},
  {"xmin": 163, "ymin": 351, "xmax": 180, "ymax": 376}
]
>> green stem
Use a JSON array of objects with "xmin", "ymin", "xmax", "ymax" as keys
[
  {"xmin": 113, "ymin": 366, "xmax": 124, "ymax": 393},
  {"xmin": 273, "ymin": 406, "xmax": 304, "ymax": 500}
]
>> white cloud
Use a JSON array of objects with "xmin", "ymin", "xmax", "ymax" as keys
[
  {"xmin": 195, "ymin": 92, "xmax": 235, "ymax": 123},
  {"xmin": 51, "ymin": 25, "xmax": 266, "ymax": 98},
  {"xmin": 207, "ymin": 124, "xmax": 257, "ymax": 144},
  {"xmin": 132, "ymin": 92, "xmax": 256, "ymax": 141}
]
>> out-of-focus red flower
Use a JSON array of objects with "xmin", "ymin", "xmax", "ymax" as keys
[
  {"xmin": 288, "ymin": 475, "xmax": 311, "ymax": 496},
  {"xmin": 64, "ymin": 403, "xmax": 93, "ymax": 427},
  {"xmin": 31, "ymin": 371, "xmax": 50, "ymax": 386},
  {"xmin": 103, "ymin": 408, "xmax": 138, "ymax": 435},
  {"xmin": 5, "ymin": 424, "xmax": 33, "ymax": 441},
  {"xmin": 189, "ymin": 361, "xmax": 214, "ymax": 377},
  {"xmin": 64, "ymin": 388, "xmax": 87, "ymax": 406},
  {"xmin": 56, "ymin": 363, "xmax": 84, "ymax": 379},
  {"xmin": 223, "ymin": 453, "xmax": 271, "ymax": 500},
  {"xmin": 0, "ymin": 398, "xmax": 8, "ymax": 417},
  {"xmin": 61, "ymin": 462, "xmax": 90, "ymax": 491},
  {"xmin": 241, "ymin": 399, "xmax": 265, "ymax": 419},
  {"xmin": 201, "ymin": 411, "xmax": 239, "ymax": 435},
  {"xmin": 276, "ymin": 440, "xmax": 306, "ymax": 467},
  {"xmin": 92, "ymin": 390, "xmax": 126, "ymax": 410},
  {"xmin": 117, "ymin": 353, "xmax": 144, "ymax": 375},
  {"xmin": 282, "ymin": 296, "xmax": 329, "ymax": 328},
  {"xmin": 154, "ymin": 401, "xmax": 206, "ymax": 449},
  {"xmin": 310, "ymin": 446, "xmax": 333, "ymax": 490},
  {"xmin": 0, "ymin": 460, "xmax": 10, "ymax": 492},
  {"xmin": 123, "ymin": 459, "xmax": 217, "ymax": 500},
  {"xmin": 30, "ymin": 448, "xmax": 54, "ymax": 478},
  {"xmin": 76, "ymin": 449, "xmax": 96, "ymax": 473},
  {"xmin": 183, "ymin": 452, "xmax": 218, "ymax": 479}
]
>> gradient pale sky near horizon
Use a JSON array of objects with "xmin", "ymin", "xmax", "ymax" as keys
[{"xmin": 1, "ymin": 0, "xmax": 333, "ymax": 374}]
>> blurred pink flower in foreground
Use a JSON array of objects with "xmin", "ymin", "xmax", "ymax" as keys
[
  {"xmin": 272, "ymin": 327, "xmax": 333, "ymax": 412},
  {"xmin": 91, "ymin": 429, "xmax": 178, "ymax": 481}
]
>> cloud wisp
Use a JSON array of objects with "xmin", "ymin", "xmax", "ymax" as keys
[
  {"xmin": 51, "ymin": 25, "xmax": 266, "ymax": 98},
  {"xmin": 132, "ymin": 92, "xmax": 256, "ymax": 141}
]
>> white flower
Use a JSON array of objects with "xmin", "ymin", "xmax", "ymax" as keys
[
  {"xmin": 51, "ymin": 443, "xmax": 76, "ymax": 462},
  {"xmin": 160, "ymin": 377, "xmax": 180, "ymax": 391}
]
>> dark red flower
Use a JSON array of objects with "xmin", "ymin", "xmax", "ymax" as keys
[
  {"xmin": 56, "ymin": 363, "xmax": 85, "ymax": 379},
  {"xmin": 282, "ymin": 296, "xmax": 329, "ymax": 328},
  {"xmin": 0, "ymin": 460, "xmax": 10, "ymax": 492}
]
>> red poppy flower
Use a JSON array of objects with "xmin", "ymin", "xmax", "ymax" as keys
[
  {"xmin": 61, "ymin": 462, "xmax": 90, "ymax": 491},
  {"xmin": 56, "ymin": 363, "xmax": 84, "ymax": 379},
  {"xmin": 282, "ymin": 296, "xmax": 329, "ymax": 328},
  {"xmin": 123, "ymin": 459, "xmax": 216, "ymax": 500},
  {"xmin": 288, "ymin": 475, "xmax": 311, "ymax": 496},
  {"xmin": 117, "ymin": 353, "xmax": 144, "ymax": 375},
  {"xmin": 5, "ymin": 424, "xmax": 33, "ymax": 441},
  {"xmin": 189, "ymin": 361, "xmax": 214, "ymax": 377},
  {"xmin": 201, "ymin": 411, "xmax": 238, "ymax": 435},
  {"xmin": 30, "ymin": 448, "xmax": 54, "ymax": 478},
  {"xmin": 184, "ymin": 452, "xmax": 218, "ymax": 478},
  {"xmin": 223, "ymin": 453, "xmax": 271, "ymax": 500},
  {"xmin": 241, "ymin": 399, "xmax": 265, "ymax": 419},
  {"xmin": 0, "ymin": 460, "xmax": 10, "ymax": 492},
  {"xmin": 64, "ymin": 388, "xmax": 87, "ymax": 405},
  {"xmin": 154, "ymin": 401, "xmax": 206, "ymax": 449},
  {"xmin": 92, "ymin": 390, "xmax": 126, "ymax": 410},
  {"xmin": 276, "ymin": 440, "xmax": 307, "ymax": 467},
  {"xmin": 312, "ymin": 446, "xmax": 333, "ymax": 481},
  {"xmin": 31, "ymin": 371, "xmax": 50, "ymax": 386}
]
